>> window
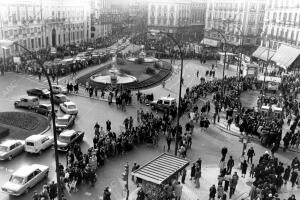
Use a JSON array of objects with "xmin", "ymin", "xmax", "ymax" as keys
[
  {"xmin": 41, "ymin": 137, "xmax": 49, "ymax": 144},
  {"xmin": 27, "ymin": 173, "xmax": 35, "ymax": 182}
]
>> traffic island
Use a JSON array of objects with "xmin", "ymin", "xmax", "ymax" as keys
[
  {"xmin": 76, "ymin": 58, "xmax": 172, "ymax": 91},
  {"xmin": 0, "ymin": 112, "xmax": 49, "ymax": 140}
]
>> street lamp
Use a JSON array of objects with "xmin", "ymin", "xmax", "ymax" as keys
[
  {"xmin": 149, "ymin": 30, "xmax": 184, "ymax": 156},
  {"xmin": 210, "ymin": 28, "xmax": 227, "ymax": 99},
  {"xmin": 0, "ymin": 39, "xmax": 63, "ymax": 200}
]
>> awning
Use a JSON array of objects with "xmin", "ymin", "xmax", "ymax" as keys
[
  {"xmin": 252, "ymin": 46, "xmax": 275, "ymax": 62},
  {"xmin": 131, "ymin": 153, "xmax": 189, "ymax": 185},
  {"xmin": 271, "ymin": 44, "xmax": 300, "ymax": 70},
  {"xmin": 200, "ymin": 38, "xmax": 220, "ymax": 47}
]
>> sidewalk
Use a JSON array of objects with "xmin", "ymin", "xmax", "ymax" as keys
[{"xmin": 126, "ymin": 166, "xmax": 299, "ymax": 200}]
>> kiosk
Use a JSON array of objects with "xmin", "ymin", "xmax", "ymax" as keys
[{"xmin": 131, "ymin": 153, "xmax": 189, "ymax": 200}]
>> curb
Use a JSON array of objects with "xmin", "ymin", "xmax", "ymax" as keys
[
  {"xmin": 215, "ymin": 123, "xmax": 300, "ymax": 153},
  {"xmin": 40, "ymin": 125, "xmax": 51, "ymax": 135}
]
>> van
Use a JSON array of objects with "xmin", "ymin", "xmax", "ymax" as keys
[
  {"xmin": 14, "ymin": 96, "xmax": 39, "ymax": 109},
  {"xmin": 150, "ymin": 97, "xmax": 177, "ymax": 112},
  {"xmin": 25, "ymin": 135, "xmax": 54, "ymax": 154}
]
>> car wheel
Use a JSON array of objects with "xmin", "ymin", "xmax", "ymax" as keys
[
  {"xmin": 8, "ymin": 155, "xmax": 13, "ymax": 161},
  {"xmin": 24, "ymin": 188, "xmax": 29, "ymax": 194}
]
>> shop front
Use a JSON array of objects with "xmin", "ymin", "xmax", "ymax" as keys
[{"xmin": 131, "ymin": 153, "xmax": 189, "ymax": 200}]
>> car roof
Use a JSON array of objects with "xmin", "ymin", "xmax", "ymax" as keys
[
  {"xmin": 25, "ymin": 134, "xmax": 47, "ymax": 142},
  {"xmin": 57, "ymin": 114, "xmax": 71, "ymax": 120},
  {"xmin": 40, "ymin": 103, "xmax": 51, "ymax": 107},
  {"xmin": 60, "ymin": 129, "xmax": 76, "ymax": 137},
  {"xmin": 64, "ymin": 101, "xmax": 75, "ymax": 106},
  {"xmin": 22, "ymin": 96, "xmax": 39, "ymax": 100},
  {"xmin": 160, "ymin": 97, "xmax": 176, "ymax": 101},
  {"xmin": 13, "ymin": 164, "xmax": 46, "ymax": 178},
  {"xmin": 55, "ymin": 94, "xmax": 66, "ymax": 97},
  {"xmin": 0, "ymin": 140, "xmax": 19, "ymax": 147}
]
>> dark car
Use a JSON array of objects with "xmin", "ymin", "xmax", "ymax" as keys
[
  {"xmin": 35, "ymin": 103, "xmax": 57, "ymax": 116},
  {"xmin": 57, "ymin": 129, "xmax": 84, "ymax": 151},
  {"xmin": 53, "ymin": 94, "xmax": 70, "ymax": 105},
  {"xmin": 55, "ymin": 114, "xmax": 76, "ymax": 132},
  {"xmin": 27, "ymin": 88, "xmax": 50, "ymax": 98}
]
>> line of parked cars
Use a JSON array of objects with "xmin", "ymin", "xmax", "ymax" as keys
[
  {"xmin": 0, "ymin": 128, "xmax": 85, "ymax": 196},
  {"xmin": 14, "ymin": 85, "xmax": 78, "ymax": 117}
]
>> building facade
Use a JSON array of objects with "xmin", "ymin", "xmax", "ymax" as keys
[
  {"xmin": 205, "ymin": 0, "xmax": 265, "ymax": 47},
  {"xmin": 90, "ymin": 0, "xmax": 112, "ymax": 40},
  {"xmin": 0, "ymin": 0, "xmax": 91, "ymax": 58},
  {"xmin": 147, "ymin": 0, "xmax": 206, "ymax": 40},
  {"xmin": 261, "ymin": 0, "xmax": 300, "ymax": 50}
]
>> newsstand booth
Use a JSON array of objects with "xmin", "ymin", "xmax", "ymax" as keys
[{"xmin": 131, "ymin": 153, "xmax": 189, "ymax": 200}]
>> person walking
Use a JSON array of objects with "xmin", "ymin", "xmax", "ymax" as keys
[
  {"xmin": 290, "ymin": 169, "xmax": 298, "ymax": 187},
  {"xmin": 241, "ymin": 160, "xmax": 248, "ymax": 178},
  {"xmin": 194, "ymin": 164, "xmax": 201, "ymax": 188},
  {"xmin": 217, "ymin": 183, "xmax": 224, "ymax": 199},
  {"xmin": 283, "ymin": 166, "xmax": 291, "ymax": 184},
  {"xmin": 209, "ymin": 184, "xmax": 216, "ymax": 200},
  {"xmin": 103, "ymin": 187, "xmax": 111, "ymax": 200},
  {"xmin": 227, "ymin": 156, "xmax": 234, "ymax": 174},
  {"xmin": 247, "ymin": 147, "xmax": 255, "ymax": 164},
  {"xmin": 174, "ymin": 181, "xmax": 183, "ymax": 200},
  {"xmin": 229, "ymin": 172, "xmax": 239, "ymax": 198}
]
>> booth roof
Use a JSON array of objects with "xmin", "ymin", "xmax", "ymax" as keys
[
  {"xmin": 271, "ymin": 44, "xmax": 300, "ymax": 70},
  {"xmin": 131, "ymin": 153, "xmax": 189, "ymax": 185}
]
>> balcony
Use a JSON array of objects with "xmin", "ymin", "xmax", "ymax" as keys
[{"xmin": 44, "ymin": 18, "xmax": 66, "ymax": 24}]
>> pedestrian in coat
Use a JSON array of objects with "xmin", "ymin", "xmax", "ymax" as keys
[
  {"xmin": 249, "ymin": 185, "xmax": 257, "ymax": 200},
  {"xmin": 49, "ymin": 181, "xmax": 57, "ymax": 200},
  {"xmin": 190, "ymin": 163, "xmax": 196, "ymax": 180},
  {"xmin": 241, "ymin": 160, "xmax": 248, "ymax": 178},
  {"xmin": 227, "ymin": 156, "xmax": 234, "ymax": 174},
  {"xmin": 217, "ymin": 183, "xmax": 224, "ymax": 198},
  {"xmin": 174, "ymin": 181, "xmax": 183, "ymax": 200},
  {"xmin": 209, "ymin": 184, "xmax": 216, "ymax": 200},
  {"xmin": 103, "ymin": 187, "xmax": 111, "ymax": 200},
  {"xmin": 290, "ymin": 170, "xmax": 298, "ymax": 187},
  {"xmin": 283, "ymin": 166, "xmax": 291, "ymax": 184}
]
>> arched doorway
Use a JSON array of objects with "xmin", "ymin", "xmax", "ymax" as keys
[{"xmin": 52, "ymin": 28, "xmax": 56, "ymax": 47}]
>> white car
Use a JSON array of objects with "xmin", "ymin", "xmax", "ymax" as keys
[
  {"xmin": 1, "ymin": 164, "xmax": 49, "ymax": 196},
  {"xmin": 25, "ymin": 135, "xmax": 54, "ymax": 154},
  {"xmin": 0, "ymin": 140, "xmax": 25, "ymax": 160},
  {"xmin": 51, "ymin": 84, "xmax": 68, "ymax": 94},
  {"xmin": 60, "ymin": 101, "xmax": 78, "ymax": 115}
]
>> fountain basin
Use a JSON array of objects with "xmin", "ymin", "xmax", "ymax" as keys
[
  {"xmin": 126, "ymin": 57, "xmax": 158, "ymax": 63},
  {"xmin": 91, "ymin": 74, "xmax": 137, "ymax": 84}
]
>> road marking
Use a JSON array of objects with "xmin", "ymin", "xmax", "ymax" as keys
[
  {"xmin": 84, "ymin": 192, "xmax": 92, "ymax": 196},
  {"xmin": 7, "ymin": 169, "xmax": 14, "ymax": 173}
]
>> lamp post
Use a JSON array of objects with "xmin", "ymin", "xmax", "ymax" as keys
[
  {"xmin": 263, "ymin": 38, "xmax": 271, "ymax": 95},
  {"xmin": 211, "ymin": 28, "xmax": 227, "ymax": 99},
  {"xmin": 0, "ymin": 39, "xmax": 63, "ymax": 200},
  {"xmin": 148, "ymin": 30, "xmax": 184, "ymax": 156}
]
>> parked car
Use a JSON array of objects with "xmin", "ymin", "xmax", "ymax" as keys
[
  {"xmin": 1, "ymin": 164, "xmax": 49, "ymax": 196},
  {"xmin": 25, "ymin": 135, "xmax": 54, "ymax": 154},
  {"xmin": 60, "ymin": 101, "xmax": 78, "ymax": 115},
  {"xmin": 55, "ymin": 114, "xmax": 76, "ymax": 132},
  {"xmin": 57, "ymin": 129, "xmax": 84, "ymax": 152},
  {"xmin": 150, "ymin": 97, "xmax": 177, "ymax": 111},
  {"xmin": 27, "ymin": 88, "xmax": 50, "ymax": 98},
  {"xmin": 51, "ymin": 84, "xmax": 68, "ymax": 94},
  {"xmin": 53, "ymin": 94, "xmax": 70, "ymax": 105},
  {"xmin": 35, "ymin": 103, "xmax": 57, "ymax": 116},
  {"xmin": 0, "ymin": 140, "xmax": 25, "ymax": 161},
  {"xmin": 14, "ymin": 96, "xmax": 39, "ymax": 109}
]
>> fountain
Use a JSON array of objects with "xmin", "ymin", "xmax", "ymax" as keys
[
  {"xmin": 90, "ymin": 55, "xmax": 137, "ymax": 88},
  {"xmin": 126, "ymin": 45, "xmax": 158, "ymax": 63}
]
